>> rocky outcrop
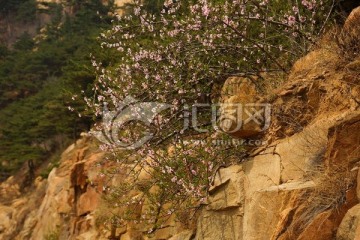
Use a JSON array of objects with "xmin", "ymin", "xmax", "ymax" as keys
[
  {"xmin": 0, "ymin": 177, "xmax": 47, "ymax": 240},
  {"xmin": 1, "ymin": 137, "xmax": 117, "ymax": 239},
  {"xmin": 194, "ymin": 110, "xmax": 359, "ymax": 240},
  {"xmin": 195, "ymin": 7, "xmax": 360, "ymax": 240},
  {"xmin": 0, "ymin": 136, "xmax": 194, "ymax": 239}
]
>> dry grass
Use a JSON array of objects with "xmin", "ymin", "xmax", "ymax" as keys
[
  {"xmin": 307, "ymin": 164, "xmax": 355, "ymax": 212},
  {"xmin": 285, "ymin": 163, "xmax": 357, "ymax": 238}
]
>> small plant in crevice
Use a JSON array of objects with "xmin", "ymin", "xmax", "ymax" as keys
[
  {"xmin": 39, "ymin": 152, "xmax": 61, "ymax": 179},
  {"xmin": 44, "ymin": 228, "xmax": 60, "ymax": 240}
]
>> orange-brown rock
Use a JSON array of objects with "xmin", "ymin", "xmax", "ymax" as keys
[{"xmin": 219, "ymin": 77, "xmax": 265, "ymax": 138}]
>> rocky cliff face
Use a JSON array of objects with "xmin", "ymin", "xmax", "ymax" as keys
[
  {"xmin": 0, "ymin": 6, "xmax": 359, "ymax": 240},
  {"xmin": 195, "ymin": 8, "xmax": 360, "ymax": 240}
]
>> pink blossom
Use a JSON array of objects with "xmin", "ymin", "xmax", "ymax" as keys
[
  {"xmin": 202, "ymin": 4, "xmax": 210, "ymax": 17},
  {"xmin": 288, "ymin": 16, "xmax": 296, "ymax": 26}
]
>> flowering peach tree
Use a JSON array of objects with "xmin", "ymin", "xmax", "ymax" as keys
[{"xmin": 89, "ymin": 0, "xmax": 336, "ymax": 233}]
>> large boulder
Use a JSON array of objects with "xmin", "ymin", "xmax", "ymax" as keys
[
  {"xmin": 343, "ymin": 7, "xmax": 360, "ymax": 39},
  {"xmin": 219, "ymin": 77, "xmax": 266, "ymax": 138}
]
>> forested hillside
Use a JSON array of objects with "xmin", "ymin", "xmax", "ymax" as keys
[{"xmin": 0, "ymin": 0, "xmax": 117, "ymax": 180}]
